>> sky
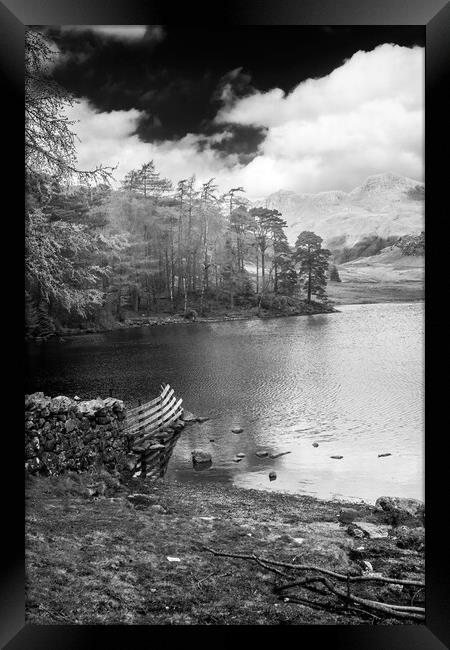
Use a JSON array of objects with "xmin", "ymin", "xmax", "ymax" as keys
[{"xmin": 41, "ymin": 25, "xmax": 425, "ymax": 201}]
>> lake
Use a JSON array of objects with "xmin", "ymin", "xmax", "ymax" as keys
[{"xmin": 25, "ymin": 302, "xmax": 424, "ymax": 504}]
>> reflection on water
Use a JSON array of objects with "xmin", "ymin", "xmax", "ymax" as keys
[{"xmin": 26, "ymin": 302, "xmax": 424, "ymax": 503}]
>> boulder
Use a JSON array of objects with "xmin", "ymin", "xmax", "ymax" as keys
[
  {"xmin": 352, "ymin": 521, "xmax": 391, "ymax": 539},
  {"xmin": 49, "ymin": 396, "xmax": 73, "ymax": 413},
  {"xmin": 395, "ymin": 526, "xmax": 425, "ymax": 550},
  {"xmin": 256, "ymin": 450, "xmax": 269, "ymax": 458},
  {"xmin": 312, "ymin": 442, "xmax": 319, "ymax": 448},
  {"xmin": 338, "ymin": 508, "xmax": 359, "ymax": 524},
  {"xmin": 192, "ymin": 449, "xmax": 212, "ymax": 464},
  {"xmin": 375, "ymin": 496, "xmax": 424, "ymax": 521},
  {"xmin": 269, "ymin": 471, "xmax": 277, "ymax": 481},
  {"xmin": 330, "ymin": 455, "xmax": 343, "ymax": 460},
  {"xmin": 232, "ymin": 427, "xmax": 243, "ymax": 434}
]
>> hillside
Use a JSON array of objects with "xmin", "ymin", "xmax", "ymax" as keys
[
  {"xmin": 338, "ymin": 246, "xmax": 424, "ymax": 283},
  {"xmin": 256, "ymin": 172, "xmax": 424, "ymax": 248}
]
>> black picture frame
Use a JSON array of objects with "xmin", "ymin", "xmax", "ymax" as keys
[{"xmin": 2, "ymin": 0, "xmax": 448, "ymax": 647}]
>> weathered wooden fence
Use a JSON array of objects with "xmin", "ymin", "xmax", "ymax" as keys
[{"xmin": 124, "ymin": 384, "xmax": 184, "ymax": 478}]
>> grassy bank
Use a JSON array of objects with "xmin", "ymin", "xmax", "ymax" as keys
[
  {"xmin": 327, "ymin": 281, "xmax": 424, "ymax": 305},
  {"xmin": 25, "ymin": 471, "xmax": 425, "ymax": 625}
]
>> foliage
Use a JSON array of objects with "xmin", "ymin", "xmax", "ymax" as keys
[
  {"xmin": 394, "ymin": 232, "xmax": 425, "ymax": 256},
  {"xmin": 294, "ymin": 231, "xmax": 331, "ymax": 302},
  {"xmin": 25, "ymin": 28, "xmax": 115, "ymax": 185}
]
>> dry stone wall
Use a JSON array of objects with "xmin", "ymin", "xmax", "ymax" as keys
[{"xmin": 25, "ymin": 392, "xmax": 128, "ymax": 476}]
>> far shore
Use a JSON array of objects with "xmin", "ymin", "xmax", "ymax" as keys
[{"xmin": 32, "ymin": 281, "xmax": 424, "ymax": 341}]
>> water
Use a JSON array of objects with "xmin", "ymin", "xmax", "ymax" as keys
[{"xmin": 25, "ymin": 302, "xmax": 424, "ymax": 504}]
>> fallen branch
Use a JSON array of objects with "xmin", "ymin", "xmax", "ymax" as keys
[
  {"xmin": 308, "ymin": 577, "xmax": 425, "ymax": 621},
  {"xmin": 202, "ymin": 546, "xmax": 424, "ymax": 587},
  {"xmin": 202, "ymin": 545, "xmax": 425, "ymax": 622}
]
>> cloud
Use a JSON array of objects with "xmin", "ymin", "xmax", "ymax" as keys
[
  {"xmin": 59, "ymin": 25, "xmax": 164, "ymax": 42},
  {"xmin": 67, "ymin": 44, "xmax": 424, "ymax": 200}
]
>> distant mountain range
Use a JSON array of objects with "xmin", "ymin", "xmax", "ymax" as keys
[{"xmin": 254, "ymin": 172, "xmax": 424, "ymax": 249}]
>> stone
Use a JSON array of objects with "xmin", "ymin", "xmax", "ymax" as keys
[
  {"xmin": 312, "ymin": 442, "xmax": 319, "ymax": 447},
  {"xmin": 232, "ymin": 427, "xmax": 243, "ymax": 434},
  {"xmin": 197, "ymin": 417, "xmax": 209, "ymax": 423},
  {"xmin": 65, "ymin": 419, "xmax": 78, "ymax": 434},
  {"xmin": 232, "ymin": 457, "xmax": 243, "ymax": 462},
  {"xmin": 375, "ymin": 496, "xmax": 424, "ymax": 520},
  {"xmin": 378, "ymin": 453, "xmax": 392, "ymax": 458},
  {"xmin": 352, "ymin": 521, "xmax": 391, "ymax": 539},
  {"xmin": 339, "ymin": 508, "xmax": 360, "ymax": 523},
  {"xmin": 330, "ymin": 455, "xmax": 343, "ymax": 459},
  {"xmin": 347, "ymin": 525, "xmax": 364, "ymax": 539},
  {"xmin": 236, "ymin": 453, "xmax": 245, "ymax": 458},
  {"xmin": 256, "ymin": 451, "xmax": 269, "ymax": 458},
  {"xmin": 150, "ymin": 504, "xmax": 166, "ymax": 514},
  {"xmin": 270, "ymin": 451, "xmax": 291, "ymax": 459},
  {"xmin": 395, "ymin": 526, "xmax": 425, "ymax": 550},
  {"xmin": 182, "ymin": 411, "xmax": 197, "ymax": 422},
  {"xmin": 191, "ymin": 449, "xmax": 212, "ymax": 464},
  {"xmin": 269, "ymin": 471, "xmax": 277, "ymax": 481},
  {"xmin": 127, "ymin": 493, "xmax": 157, "ymax": 507},
  {"xmin": 49, "ymin": 395, "xmax": 73, "ymax": 413}
]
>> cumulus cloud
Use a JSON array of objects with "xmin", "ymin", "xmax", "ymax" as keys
[{"xmin": 68, "ymin": 44, "xmax": 424, "ymax": 200}]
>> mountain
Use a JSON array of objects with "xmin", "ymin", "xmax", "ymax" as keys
[{"xmin": 255, "ymin": 172, "xmax": 425, "ymax": 248}]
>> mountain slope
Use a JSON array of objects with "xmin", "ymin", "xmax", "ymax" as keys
[{"xmin": 256, "ymin": 172, "xmax": 424, "ymax": 247}]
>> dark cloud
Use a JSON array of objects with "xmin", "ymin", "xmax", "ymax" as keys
[{"xmin": 40, "ymin": 25, "xmax": 425, "ymax": 166}]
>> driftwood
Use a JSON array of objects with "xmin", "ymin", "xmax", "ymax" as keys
[{"xmin": 202, "ymin": 545, "xmax": 425, "ymax": 622}]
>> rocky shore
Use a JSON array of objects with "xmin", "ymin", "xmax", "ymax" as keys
[
  {"xmin": 25, "ymin": 471, "xmax": 425, "ymax": 625},
  {"xmin": 39, "ymin": 301, "xmax": 337, "ymax": 340}
]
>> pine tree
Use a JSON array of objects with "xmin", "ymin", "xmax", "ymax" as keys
[{"xmin": 294, "ymin": 231, "xmax": 331, "ymax": 302}]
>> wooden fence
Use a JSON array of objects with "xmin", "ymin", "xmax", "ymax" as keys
[{"xmin": 124, "ymin": 384, "xmax": 184, "ymax": 478}]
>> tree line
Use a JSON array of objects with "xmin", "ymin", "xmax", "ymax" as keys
[{"xmin": 25, "ymin": 28, "xmax": 331, "ymax": 339}]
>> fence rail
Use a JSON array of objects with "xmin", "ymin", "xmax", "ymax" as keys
[{"xmin": 124, "ymin": 383, "xmax": 184, "ymax": 478}]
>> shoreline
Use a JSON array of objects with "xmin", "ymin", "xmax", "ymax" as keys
[
  {"xmin": 25, "ymin": 472, "xmax": 425, "ymax": 625},
  {"xmin": 28, "ymin": 293, "xmax": 424, "ymax": 342}
]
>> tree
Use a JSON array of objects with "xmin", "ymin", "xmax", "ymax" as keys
[
  {"xmin": 25, "ymin": 28, "xmax": 115, "ymax": 185},
  {"xmin": 294, "ymin": 231, "xmax": 331, "ymax": 303},
  {"xmin": 249, "ymin": 207, "xmax": 285, "ymax": 293},
  {"xmin": 329, "ymin": 264, "xmax": 342, "ymax": 282}
]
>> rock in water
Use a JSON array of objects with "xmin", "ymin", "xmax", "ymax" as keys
[
  {"xmin": 192, "ymin": 449, "xmax": 212, "ymax": 464},
  {"xmin": 232, "ymin": 427, "xmax": 243, "ymax": 434},
  {"xmin": 270, "ymin": 451, "xmax": 291, "ymax": 459},
  {"xmin": 269, "ymin": 471, "xmax": 277, "ymax": 481}
]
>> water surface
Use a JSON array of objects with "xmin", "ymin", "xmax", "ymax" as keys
[{"xmin": 25, "ymin": 302, "xmax": 424, "ymax": 503}]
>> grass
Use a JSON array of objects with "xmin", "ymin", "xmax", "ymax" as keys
[
  {"xmin": 327, "ymin": 281, "xmax": 424, "ymax": 305},
  {"xmin": 25, "ymin": 471, "xmax": 425, "ymax": 625}
]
